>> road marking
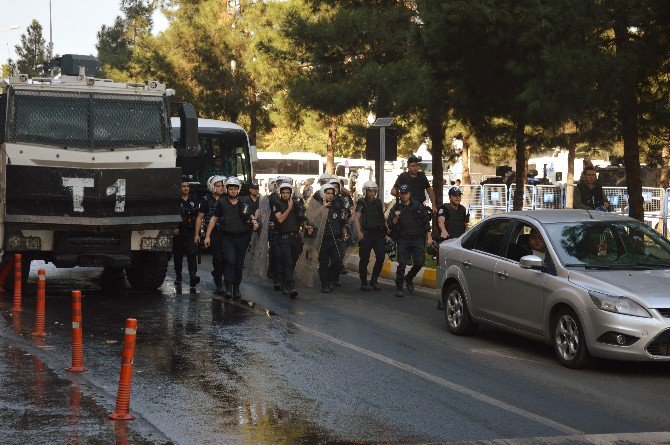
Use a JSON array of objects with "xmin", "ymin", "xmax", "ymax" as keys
[{"xmin": 292, "ymin": 321, "xmax": 583, "ymax": 435}]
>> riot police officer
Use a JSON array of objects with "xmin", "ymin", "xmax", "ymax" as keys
[
  {"xmin": 354, "ymin": 181, "xmax": 386, "ymax": 291},
  {"xmin": 204, "ymin": 177, "xmax": 259, "ymax": 299},
  {"xmin": 318, "ymin": 183, "xmax": 348, "ymax": 293},
  {"xmin": 387, "ymin": 184, "xmax": 432, "ymax": 297},
  {"xmin": 174, "ymin": 179, "xmax": 200, "ymax": 288},
  {"xmin": 272, "ymin": 182, "xmax": 312, "ymax": 298},
  {"xmin": 267, "ymin": 178, "xmax": 283, "ymax": 290},
  {"xmin": 195, "ymin": 175, "xmax": 225, "ymax": 292}
]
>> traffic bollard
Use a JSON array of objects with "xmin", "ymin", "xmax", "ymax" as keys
[
  {"xmin": 109, "ymin": 318, "xmax": 138, "ymax": 421},
  {"xmin": 11, "ymin": 254, "xmax": 22, "ymax": 312},
  {"xmin": 31, "ymin": 269, "xmax": 47, "ymax": 337},
  {"xmin": 0, "ymin": 259, "xmax": 14, "ymax": 293},
  {"xmin": 67, "ymin": 290, "xmax": 87, "ymax": 372}
]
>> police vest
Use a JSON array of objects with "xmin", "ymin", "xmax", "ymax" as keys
[
  {"xmin": 205, "ymin": 195, "xmax": 221, "ymax": 229},
  {"xmin": 218, "ymin": 198, "xmax": 248, "ymax": 234},
  {"xmin": 179, "ymin": 194, "xmax": 199, "ymax": 230},
  {"xmin": 358, "ymin": 198, "xmax": 385, "ymax": 230},
  {"xmin": 395, "ymin": 201, "xmax": 428, "ymax": 237},
  {"xmin": 273, "ymin": 199, "xmax": 300, "ymax": 233}
]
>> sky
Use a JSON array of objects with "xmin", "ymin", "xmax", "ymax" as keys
[{"xmin": 0, "ymin": 0, "xmax": 169, "ymax": 62}]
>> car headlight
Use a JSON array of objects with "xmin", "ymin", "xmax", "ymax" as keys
[{"xmin": 588, "ymin": 291, "xmax": 651, "ymax": 318}]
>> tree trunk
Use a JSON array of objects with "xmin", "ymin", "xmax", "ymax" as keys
[
  {"xmin": 326, "ymin": 115, "xmax": 338, "ymax": 175},
  {"xmin": 566, "ymin": 138, "xmax": 576, "ymax": 208},
  {"xmin": 247, "ymin": 81, "xmax": 258, "ymax": 146},
  {"xmin": 462, "ymin": 140, "xmax": 471, "ymax": 185},
  {"xmin": 426, "ymin": 107, "xmax": 446, "ymax": 206},
  {"xmin": 614, "ymin": 16, "xmax": 644, "ymax": 221},
  {"xmin": 659, "ymin": 142, "xmax": 670, "ymax": 190},
  {"xmin": 512, "ymin": 119, "xmax": 526, "ymax": 211}
]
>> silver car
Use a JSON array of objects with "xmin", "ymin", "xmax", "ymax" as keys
[{"xmin": 436, "ymin": 210, "xmax": 670, "ymax": 368}]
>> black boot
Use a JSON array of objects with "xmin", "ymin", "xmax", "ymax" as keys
[
  {"xmin": 273, "ymin": 281, "xmax": 281, "ymax": 291},
  {"xmin": 232, "ymin": 284, "xmax": 242, "ymax": 300},
  {"xmin": 174, "ymin": 273, "xmax": 182, "ymax": 286},
  {"xmin": 281, "ymin": 283, "xmax": 290, "ymax": 295},
  {"xmin": 321, "ymin": 282, "xmax": 331, "ymax": 293},
  {"xmin": 289, "ymin": 284, "xmax": 298, "ymax": 299},
  {"xmin": 223, "ymin": 282, "xmax": 233, "ymax": 298},
  {"xmin": 370, "ymin": 279, "xmax": 381, "ymax": 291},
  {"xmin": 189, "ymin": 274, "xmax": 200, "ymax": 288},
  {"xmin": 214, "ymin": 274, "xmax": 223, "ymax": 293},
  {"xmin": 360, "ymin": 281, "xmax": 371, "ymax": 291},
  {"xmin": 405, "ymin": 279, "xmax": 415, "ymax": 294}
]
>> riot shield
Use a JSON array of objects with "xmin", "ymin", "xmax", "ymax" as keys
[
  {"xmin": 295, "ymin": 196, "xmax": 327, "ymax": 287},
  {"xmin": 244, "ymin": 195, "xmax": 271, "ymax": 279}
]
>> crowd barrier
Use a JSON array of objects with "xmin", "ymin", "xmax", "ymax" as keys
[{"xmin": 441, "ymin": 183, "xmax": 668, "ymax": 235}]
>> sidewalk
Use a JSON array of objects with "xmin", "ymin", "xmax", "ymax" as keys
[{"xmin": 344, "ymin": 254, "xmax": 437, "ymax": 289}]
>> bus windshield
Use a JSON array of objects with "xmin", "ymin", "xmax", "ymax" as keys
[{"xmin": 176, "ymin": 125, "xmax": 252, "ymax": 184}]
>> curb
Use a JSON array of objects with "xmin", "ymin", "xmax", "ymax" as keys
[{"xmin": 345, "ymin": 254, "xmax": 437, "ymax": 289}]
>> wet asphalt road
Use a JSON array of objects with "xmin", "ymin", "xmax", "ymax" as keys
[{"xmin": 2, "ymin": 256, "xmax": 670, "ymax": 445}]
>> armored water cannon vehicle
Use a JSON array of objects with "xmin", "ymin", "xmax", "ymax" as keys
[{"xmin": 0, "ymin": 54, "xmax": 198, "ymax": 290}]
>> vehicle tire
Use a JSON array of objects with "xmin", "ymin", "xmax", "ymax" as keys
[
  {"xmin": 551, "ymin": 307, "xmax": 595, "ymax": 369},
  {"xmin": 125, "ymin": 253, "xmax": 169, "ymax": 291},
  {"xmin": 1, "ymin": 254, "xmax": 31, "ymax": 292},
  {"xmin": 100, "ymin": 266, "xmax": 127, "ymax": 289},
  {"xmin": 443, "ymin": 283, "xmax": 478, "ymax": 335}
]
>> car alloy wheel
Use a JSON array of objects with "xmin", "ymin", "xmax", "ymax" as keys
[
  {"xmin": 555, "ymin": 314, "xmax": 579, "ymax": 362},
  {"xmin": 447, "ymin": 289, "xmax": 464, "ymax": 329},
  {"xmin": 443, "ymin": 283, "xmax": 477, "ymax": 335},
  {"xmin": 551, "ymin": 307, "xmax": 594, "ymax": 368}
]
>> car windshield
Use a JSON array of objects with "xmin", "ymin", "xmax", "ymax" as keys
[{"xmin": 544, "ymin": 220, "xmax": 670, "ymax": 269}]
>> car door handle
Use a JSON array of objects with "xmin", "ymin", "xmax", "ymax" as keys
[
  {"xmin": 462, "ymin": 260, "xmax": 472, "ymax": 268},
  {"xmin": 497, "ymin": 271, "xmax": 509, "ymax": 279}
]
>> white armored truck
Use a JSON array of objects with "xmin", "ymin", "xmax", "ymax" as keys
[{"xmin": 0, "ymin": 55, "xmax": 197, "ymax": 290}]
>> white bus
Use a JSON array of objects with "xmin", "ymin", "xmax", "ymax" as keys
[{"xmin": 254, "ymin": 151, "xmax": 324, "ymax": 192}]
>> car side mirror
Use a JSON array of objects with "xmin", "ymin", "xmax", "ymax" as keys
[{"xmin": 520, "ymin": 255, "xmax": 545, "ymax": 271}]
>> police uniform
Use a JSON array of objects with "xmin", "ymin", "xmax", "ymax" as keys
[
  {"xmin": 319, "ymin": 199, "xmax": 346, "ymax": 292},
  {"xmin": 394, "ymin": 170, "xmax": 431, "ymax": 205},
  {"xmin": 273, "ymin": 197, "xmax": 305, "ymax": 297},
  {"xmin": 356, "ymin": 197, "xmax": 386, "ymax": 290},
  {"xmin": 199, "ymin": 194, "xmax": 223, "ymax": 288},
  {"xmin": 436, "ymin": 203, "xmax": 469, "ymax": 241},
  {"xmin": 267, "ymin": 192, "xmax": 283, "ymax": 289},
  {"xmin": 174, "ymin": 193, "xmax": 200, "ymax": 286},
  {"xmin": 387, "ymin": 185, "xmax": 431, "ymax": 296},
  {"xmin": 214, "ymin": 195, "xmax": 253, "ymax": 298}
]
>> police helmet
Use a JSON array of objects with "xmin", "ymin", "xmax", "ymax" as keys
[
  {"xmin": 320, "ymin": 183, "xmax": 335, "ymax": 195},
  {"xmin": 276, "ymin": 176, "xmax": 294, "ymax": 186},
  {"xmin": 328, "ymin": 178, "xmax": 341, "ymax": 187},
  {"xmin": 207, "ymin": 175, "xmax": 226, "ymax": 194},
  {"xmin": 362, "ymin": 180, "xmax": 378, "ymax": 191},
  {"xmin": 385, "ymin": 239, "xmax": 396, "ymax": 259},
  {"xmin": 317, "ymin": 173, "xmax": 331, "ymax": 185},
  {"xmin": 225, "ymin": 177, "xmax": 241, "ymax": 188},
  {"xmin": 278, "ymin": 182, "xmax": 293, "ymax": 193}
]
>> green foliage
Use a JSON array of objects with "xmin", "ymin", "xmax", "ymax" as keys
[{"xmin": 15, "ymin": 20, "xmax": 47, "ymax": 77}]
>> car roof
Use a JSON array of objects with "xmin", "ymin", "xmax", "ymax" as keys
[{"xmin": 487, "ymin": 209, "xmax": 634, "ymax": 224}]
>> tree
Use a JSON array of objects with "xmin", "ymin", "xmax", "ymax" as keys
[
  {"xmin": 276, "ymin": 0, "xmax": 416, "ymax": 174},
  {"xmin": 2, "ymin": 59, "xmax": 17, "ymax": 78},
  {"xmin": 15, "ymin": 20, "xmax": 47, "ymax": 77}
]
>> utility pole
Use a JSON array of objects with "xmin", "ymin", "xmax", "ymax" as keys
[{"xmin": 49, "ymin": 0, "xmax": 53, "ymax": 58}]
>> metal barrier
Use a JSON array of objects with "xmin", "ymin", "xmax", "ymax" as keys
[
  {"xmin": 508, "ymin": 184, "xmax": 535, "ymax": 210},
  {"xmin": 535, "ymin": 185, "xmax": 564, "ymax": 210},
  {"xmin": 482, "ymin": 184, "xmax": 508, "ymax": 217},
  {"xmin": 602, "ymin": 187, "xmax": 629, "ymax": 215}
]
